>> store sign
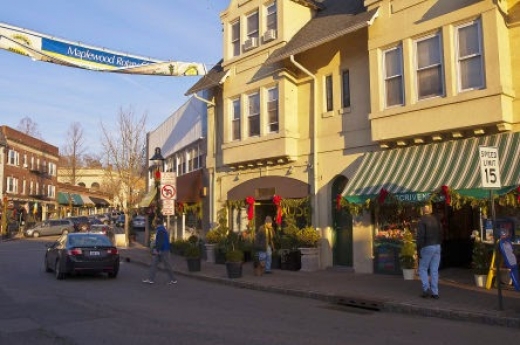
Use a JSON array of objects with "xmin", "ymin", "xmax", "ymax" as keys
[
  {"xmin": 478, "ymin": 146, "xmax": 502, "ymax": 188},
  {"xmin": 394, "ymin": 192, "xmax": 431, "ymax": 202}
]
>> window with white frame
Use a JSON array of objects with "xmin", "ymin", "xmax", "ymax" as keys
[
  {"xmin": 325, "ymin": 75, "xmax": 333, "ymax": 112},
  {"xmin": 247, "ymin": 11, "xmax": 259, "ymax": 41},
  {"xmin": 232, "ymin": 98, "xmax": 241, "ymax": 141},
  {"xmin": 48, "ymin": 162, "xmax": 56, "ymax": 176},
  {"xmin": 231, "ymin": 20, "xmax": 241, "ymax": 57},
  {"xmin": 267, "ymin": 87, "xmax": 279, "ymax": 133},
  {"xmin": 266, "ymin": 2, "xmax": 277, "ymax": 31},
  {"xmin": 22, "ymin": 180, "xmax": 26, "ymax": 195},
  {"xmin": 176, "ymin": 155, "xmax": 186, "ymax": 176},
  {"xmin": 383, "ymin": 46, "xmax": 404, "ymax": 107},
  {"xmin": 8, "ymin": 150, "xmax": 19, "ymax": 166},
  {"xmin": 48, "ymin": 185, "xmax": 55, "ymax": 198},
  {"xmin": 23, "ymin": 154, "xmax": 27, "ymax": 167},
  {"xmin": 456, "ymin": 20, "xmax": 484, "ymax": 91},
  {"xmin": 29, "ymin": 181, "xmax": 34, "ymax": 195},
  {"xmin": 30, "ymin": 156, "xmax": 35, "ymax": 170},
  {"xmin": 7, "ymin": 177, "xmax": 18, "ymax": 193},
  {"xmin": 36, "ymin": 182, "xmax": 40, "ymax": 195},
  {"xmin": 248, "ymin": 92, "xmax": 260, "ymax": 137},
  {"xmin": 416, "ymin": 33, "xmax": 444, "ymax": 99},
  {"xmin": 342, "ymin": 70, "xmax": 351, "ymax": 108}
]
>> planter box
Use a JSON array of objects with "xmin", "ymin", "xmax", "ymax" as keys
[
  {"xmin": 299, "ymin": 247, "xmax": 320, "ymax": 272},
  {"xmin": 205, "ymin": 243, "xmax": 217, "ymax": 263},
  {"xmin": 226, "ymin": 262, "xmax": 242, "ymax": 278},
  {"xmin": 281, "ymin": 249, "xmax": 301, "ymax": 271}
]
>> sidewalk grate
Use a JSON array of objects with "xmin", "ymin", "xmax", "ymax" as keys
[{"xmin": 335, "ymin": 296, "xmax": 384, "ymax": 311}]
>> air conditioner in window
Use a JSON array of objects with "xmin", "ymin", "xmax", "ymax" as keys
[
  {"xmin": 263, "ymin": 29, "xmax": 277, "ymax": 42},
  {"xmin": 243, "ymin": 37, "xmax": 258, "ymax": 51}
]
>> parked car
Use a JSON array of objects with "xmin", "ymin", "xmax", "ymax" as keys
[
  {"xmin": 115, "ymin": 214, "xmax": 125, "ymax": 228},
  {"xmin": 89, "ymin": 214, "xmax": 110, "ymax": 225},
  {"xmin": 89, "ymin": 219, "xmax": 115, "ymax": 243},
  {"xmin": 131, "ymin": 215, "xmax": 146, "ymax": 231},
  {"xmin": 44, "ymin": 232, "xmax": 119, "ymax": 279},
  {"xmin": 66, "ymin": 216, "xmax": 91, "ymax": 232},
  {"xmin": 110, "ymin": 211, "xmax": 122, "ymax": 223},
  {"xmin": 24, "ymin": 219, "xmax": 74, "ymax": 238}
]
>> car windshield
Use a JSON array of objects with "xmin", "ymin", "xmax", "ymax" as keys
[{"xmin": 68, "ymin": 235, "xmax": 112, "ymax": 247}]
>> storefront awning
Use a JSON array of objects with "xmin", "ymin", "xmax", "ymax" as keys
[
  {"xmin": 138, "ymin": 189, "xmax": 157, "ymax": 208},
  {"xmin": 57, "ymin": 192, "xmax": 84, "ymax": 206},
  {"xmin": 79, "ymin": 195, "xmax": 94, "ymax": 206},
  {"xmin": 89, "ymin": 196, "xmax": 110, "ymax": 207},
  {"xmin": 342, "ymin": 132, "xmax": 520, "ymax": 203}
]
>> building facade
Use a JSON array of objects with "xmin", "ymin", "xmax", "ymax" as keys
[
  {"xmin": 185, "ymin": 0, "xmax": 520, "ymax": 273},
  {"xmin": 0, "ymin": 125, "xmax": 59, "ymax": 229}
]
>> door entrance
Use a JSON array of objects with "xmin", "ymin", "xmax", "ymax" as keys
[{"xmin": 332, "ymin": 177, "xmax": 353, "ymax": 267}]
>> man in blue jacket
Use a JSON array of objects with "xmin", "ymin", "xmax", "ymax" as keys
[{"xmin": 142, "ymin": 215, "xmax": 177, "ymax": 285}]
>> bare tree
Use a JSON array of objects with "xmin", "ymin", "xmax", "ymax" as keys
[
  {"xmin": 83, "ymin": 153, "xmax": 103, "ymax": 168},
  {"xmin": 60, "ymin": 122, "xmax": 86, "ymax": 185},
  {"xmin": 17, "ymin": 116, "xmax": 42, "ymax": 138},
  {"xmin": 100, "ymin": 107, "xmax": 147, "ymax": 244}
]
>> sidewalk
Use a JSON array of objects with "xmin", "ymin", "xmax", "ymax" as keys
[{"xmin": 120, "ymin": 242, "xmax": 520, "ymax": 329}]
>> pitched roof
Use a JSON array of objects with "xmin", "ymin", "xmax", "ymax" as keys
[
  {"xmin": 185, "ymin": 60, "xmax": 228, "ymax": 96},
  {"xmin": 266, "ymin": 0, "xmax": 378, "ymax": 64}
]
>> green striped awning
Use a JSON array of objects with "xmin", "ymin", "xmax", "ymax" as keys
[
  {"xmin": 57, "ymin": 192, "xmax": 84, "ymax": 206},
  {"xmin": 342, "ymin": 132, "xmax": 520, "ymax": 203}
]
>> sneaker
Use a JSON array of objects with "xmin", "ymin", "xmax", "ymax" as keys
[
  {"xmin": 142, "ymin": 279, "xmax": 154, "ymax": 284},
  {"xmin": 421, "ymin": 290, "xmax": 431, "ymax": 298},
  {"xmin": 431, "ymin": 294, "xmax": 440, "ymax": 300},
  {"xmin": 167, "ymin": 280, "xmax": 177, "ymax": 285}
]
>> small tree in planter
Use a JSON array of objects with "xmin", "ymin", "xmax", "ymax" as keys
[
  {"xmin": 399, "ymin": 229, "xmax": 417, "ymax": 279},
  {"xmin": 225, "ymin": 246, "xmax": 244, "ymax": 278},
  {"xmin": 470, "ymin": 230, "xmax": 489, "ymax": 287}
]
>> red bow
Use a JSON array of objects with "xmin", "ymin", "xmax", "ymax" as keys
[
  {"xmin": 378, "ymin": 188, "xmax": 388, "ymax": 204},
  {"xmin": 154, "ymin": 170, "xmax": 161, "ymax": 180},
  {"xmin": 273, "ymin": 195, "xmax": 282, "ymax": 225},
  {"xmin": 441, "ymin": 185, "xmax": 451, "ymax": 205},
  {"xmin": 245, "ymin": 196, "xmax": 255, "ymax": 221},
  {"xmin": 176, "ymin": 202, "xmax": 184, "ymax": 214},
  {"xmin": 336, "ymin": 194, "xmax": 342, "ymax": 210}
]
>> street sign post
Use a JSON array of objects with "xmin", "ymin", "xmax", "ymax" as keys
[
  {"xmin": 478, "ymin": 145, "xmax": 503, "ymax": 310},
  {"xmin": 162, "ymin": 199, "xmax": 175, "ymax": 216},
  {"xmin": 478, "ymin": 146, "xmax": 502, "ymax": 189},
  {"xmin": 160, "ymin": 172, "xmax": 177, "ymax": 201}
]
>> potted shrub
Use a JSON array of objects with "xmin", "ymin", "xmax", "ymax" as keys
[
  {"xmin": 471, "ymin": 230, "xmax": 489, "ymax": 287},
  {"xmin": 185, "ymin": 245, "xmax": 201, "ymax": 272},
  {"xmin": 225, "ymin": 247, "xmax": 244, "ymax": 278},
  {"xmin": 296, "ymin": 226, "xmax": 321, "ymax": 271},
  {"xmin": 399, "ymin": 229, "xmax": 417, "ymax": 280}
]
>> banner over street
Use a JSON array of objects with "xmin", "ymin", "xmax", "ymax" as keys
[{"xmin": 0, "ymin": 22, "xmax": 206, "ymax": 76}]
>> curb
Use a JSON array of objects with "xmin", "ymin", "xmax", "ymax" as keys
[{"xmin": 123, "ymin": 253, "xmax": 520, "ymax": 329}]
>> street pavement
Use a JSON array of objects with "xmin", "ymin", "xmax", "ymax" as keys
[{"xmin": 119, "ymin": 241, "xmax": 520, "ymax": 329}]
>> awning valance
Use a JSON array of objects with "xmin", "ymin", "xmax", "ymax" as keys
[
  {"xmin": 138, "ymin": 189, "xmax": 157, "ymax": 208},
  {"xmin": 342, "ymin": 132, "xmax": 520, "ymax": 203}
]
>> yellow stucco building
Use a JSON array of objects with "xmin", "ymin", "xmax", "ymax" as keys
[{"xmin": 187, "ymin": 0, "xmax": 520, "ymax": 274}]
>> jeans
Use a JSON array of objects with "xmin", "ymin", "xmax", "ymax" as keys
[
  {"xmin": 418, "ymin": 244, "xmax": 441, "ymax": 295},
  {"xmin": 258, "ymin": 245, "xmax": 273, "ymax": 272},
  {"xmin": 148, "ymin": 251, "xmax": 176, "ymax": 282}
]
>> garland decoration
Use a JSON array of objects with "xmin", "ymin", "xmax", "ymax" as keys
[
  {"xmin": 378, "ymin": 188, "xmax": 389, "ymax": 204},
  {"xmin": 273, "ymin": 194, "xmax": 283, "ymax": 225},
  {"xmin": 441, "ymin": 185, "xmax": 451, "ymax": 205},
  {"xmin": 176, "ymin": 202, "xmax": 184, "ymax": 214},
  {"xmin": 245, "ymin": 196, "xmax": 255, "ymax": 221},
  {"xmin": 336, "ymin": 194, "xmax": 342, "ymax": 210}
]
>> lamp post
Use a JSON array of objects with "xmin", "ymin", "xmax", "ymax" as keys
[{"xmin": 149, "ymin": 146, "xmax": 165, "ymax": 225}]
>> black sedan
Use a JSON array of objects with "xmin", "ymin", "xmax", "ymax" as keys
[{"xmin": 44, "ymin": 233, "xmax": 120, "ymax": 280}]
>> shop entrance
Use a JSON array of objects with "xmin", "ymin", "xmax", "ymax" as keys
[
  {"xmin": 440, "ymin": 204, "xmax": 476, "ymax": 269},
  {"xmin": 332, "ymin": 176, "xmax": 353, "ymax": 267}
]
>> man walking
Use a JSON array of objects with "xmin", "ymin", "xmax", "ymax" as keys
[
  {"xmin": 417, "ymin": 204, "xmax": 442, "ymax": 299},
  {"xmin": 142, "ymin": 215, "xmax": 177, "ymax": 285},
  {"xmin": 255, "ymin": 216, "xmax": 275, "ymax": 274}
]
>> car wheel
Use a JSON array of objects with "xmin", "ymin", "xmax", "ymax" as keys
[
  {"xmin": 33, "ymin": 231, "xmax": 40, "ymax": 238},
  {"xmin": 44, "ymin": 255, "xmax": 52, "ymax": 273},
  {"xmin": 108, "ymin": 269, "xmax": 118, "ymax": 278},
  {"xmin": 55, "ymin": 260, "xmax": 65, "ymax": 280}
]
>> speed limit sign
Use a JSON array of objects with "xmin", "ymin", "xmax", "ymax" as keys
[{"xmin": 478, "ymin": 146, "xmax": 502, "ymax": 188}]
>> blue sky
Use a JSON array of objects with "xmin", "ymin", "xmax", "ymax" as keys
[{"xmin": 0, "ymin": 0, "xmax": 229, "ymax": 155}]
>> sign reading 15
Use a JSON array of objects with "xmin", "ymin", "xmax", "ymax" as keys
[{"xmin": 478, "ymin": 146, "xmax": 502, "ymax": 189}]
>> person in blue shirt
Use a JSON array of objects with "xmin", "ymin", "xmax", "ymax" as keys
[{"xmin": 142, "ymin": 216, "xmax": 177, "ymax": 285}]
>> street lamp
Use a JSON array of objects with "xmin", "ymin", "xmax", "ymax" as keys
[{"xmin": 149, "ymin": 147, "xmax": 165, "ymax": 224}]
